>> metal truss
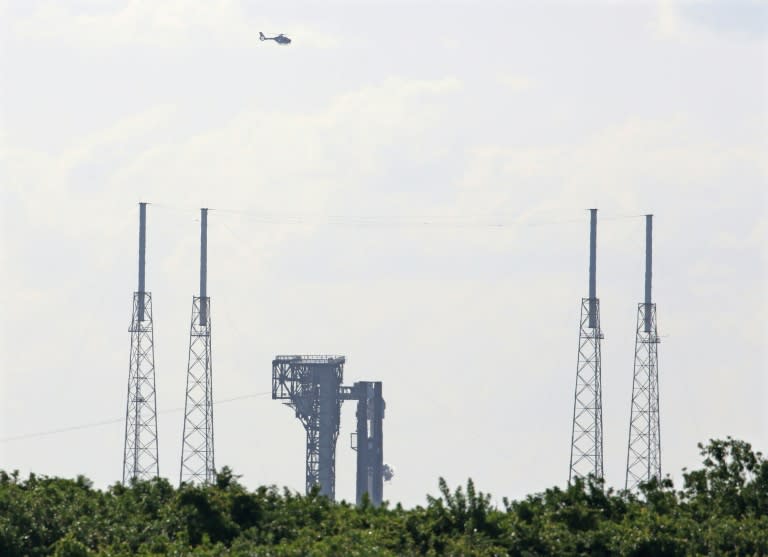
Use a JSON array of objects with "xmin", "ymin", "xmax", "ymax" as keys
[
  {"xmin": 123, "ymin": 291, "xmax": 159, "ymax": 483},
  {"xmin": 272, "ymin": 356, "xmax": 344, "ymax": 498},
  {"xmin": 180, "ymin": 296, "xmax": 215, "ymax": 485},
  {"xmin": 625, "ymin": 302, "xmax": 661, "ymax": 490},
  {"xmin": 569, "ymin": 297, "xmax": 604, "ymax": 482}
]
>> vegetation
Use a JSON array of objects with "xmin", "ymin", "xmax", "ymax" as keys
[{"xmin": 1, "ymin": 438, "xmax": 766, "ymax": 556}]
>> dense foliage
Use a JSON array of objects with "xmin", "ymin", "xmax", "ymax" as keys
[{"xmin": 1, "ymin": 438, "xmax": 766, "ymax": 556}]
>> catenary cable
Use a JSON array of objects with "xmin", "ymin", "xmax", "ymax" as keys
[{"xmin": 0, "ymin": 392, "xmax": 271, "ymax": 443}]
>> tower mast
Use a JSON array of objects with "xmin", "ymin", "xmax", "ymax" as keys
[
  {"xmin": 625, "ymin": 215, "xmax": 662, "ymax": 489},
  {"xmin": 123, "ymin": 202, "xmax": 160, "ymax": 483},
  {"xmin": 569, "ymin": 209, "xmax": 604, "ymax": 482},
  {"xmin": 180, "ymin": 208, "xmax": 216, "ymax": 484}
]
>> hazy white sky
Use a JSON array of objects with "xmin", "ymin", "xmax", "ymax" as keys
[{"xmin": 0, "ymin": 0, "xmax": 766, "ymax": 507}]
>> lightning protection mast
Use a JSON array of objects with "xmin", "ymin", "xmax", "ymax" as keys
[
  {"xmin": 569, "ymin": 208, "xmax": 605, "ymax": 482},
  {"xmin": 625, "ymin": 215, "xmax": 661, "ymax": 490},
  {"xmin": 123, "ymin": 202, "xmax": 160, "ymax": 483},
  {"xmin": 180, "ymin": 208, "xmax": 216, "ymax": 484}
]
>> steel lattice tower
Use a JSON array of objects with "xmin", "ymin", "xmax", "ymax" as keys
[
  {"xmin": 625, "ymin": 215, "xmax": 661, "ymax": 489},
  {"xmin": 569, "ymin": 208, "xmax": 604, "ymax": 482},
  {"xmin": 123, "ymin": 202, "xmax": 160, "ymax": 484},
  {"xmin": 180, "ymin": 209, "xmax": 216, "ymax": 485},
  {"xmin": 272, "ymin": 356, "xmax": 345, "ymax": 499}
]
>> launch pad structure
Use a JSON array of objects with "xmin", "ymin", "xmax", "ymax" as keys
[
  {"xmin": 272, "ymin": 355, "xmax": 386, "ymax": 506},
  {"xmin": 113, "ymin": 203, "xmax": 666, "ymax": 499}
]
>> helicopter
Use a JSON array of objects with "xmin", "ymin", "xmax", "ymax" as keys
[{"xmin": 259, "ymin": 32, "xmax": 291, "ymax": 45}]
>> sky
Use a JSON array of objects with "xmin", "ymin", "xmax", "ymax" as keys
[{"xmin": 0, "ymin": 0, "xmax": 766, "ymax": 508}]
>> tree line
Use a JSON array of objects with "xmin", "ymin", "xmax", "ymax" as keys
[{"xmin": 1, "ymin": 438, "xmax": 766, "ymax": 556}]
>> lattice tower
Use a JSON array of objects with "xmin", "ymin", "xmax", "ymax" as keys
[
  {"xmin": 625, "ymin": 215, "xmax": 661, "ymax": 489},
  {"xmin": 569, "ymin": 209, "xmax": 604, "ymax": 482},
  {"xmin": 123, "ymin": 202, "xmax": 159, "ymax": 483},
  {"xmin": 180, "ymin": 209, "xmax": 215, "ymax": 484}
]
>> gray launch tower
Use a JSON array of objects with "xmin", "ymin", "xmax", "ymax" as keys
[
  {"xmin": 123, "ymin": 202, "xmax": 160, "ymax": 483},
  {"xmin": 180, "ymin": 208, "xmax": 216, "ymax": 484},
  {"xmin": 272, "ymin": 355, "xmax": 345, "ymax": 499},
  {"xmin": 272, "ymin": 356, "xmax": 386, "ymax": 504},
  {"xmin": 625, "ymin": 215, "xmax": 661, "ymax": 489},
  {"xmin": 569, "ymin": 208, "xmax": 605, "ymax": 482}
]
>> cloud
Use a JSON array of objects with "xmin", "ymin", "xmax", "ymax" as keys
[
  {"xmin": 684, "ymin": 0, "xmax": 768, "ymax": 39},
  {"xmin": 1, "ymin": 75, "xmax": 464, "ymax": 250},
  {"xmin": 451, "ymin": 115, "xmax": 767, "ymax": 222},
  {"xmin": 104, "ymin": 76, "xmax": 462, "ymax": 209},
  {"xmin": 653, "ymin": 0, "xmax": 690, "ymax": 42},
  {"xmin": 1, "ymin": 104, "xmax": 179, "ymax": 231},
  {"xmin": 496, "ymin": 74, "xmax": 534, "ymax": 93},
  {"xmin": 652, "ymin": 0, "xmax": 768, "ymax": 42}
]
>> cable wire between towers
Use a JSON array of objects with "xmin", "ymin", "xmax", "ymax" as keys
[
  {"xmin": 150, "ymin": 204, "xmax": 646, "ymax": 228},
  {"xmin": 0, "ymin": 392, "xmax": 271, "ymax": 443}
]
